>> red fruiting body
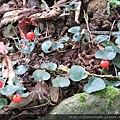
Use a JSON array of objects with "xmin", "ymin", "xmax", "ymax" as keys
[
  {"xmin": 100, "ymin": 60, "xmax": 110, "ymax": 68},
  {"xmin": 0, "ymin": 80, "xmax": 3, "ymax": 88},
  {"xmin": 26, "ymin": 32, "xmax": 35, "ymax": 40},
  {"xmin": 12, "ymin": 94, "xmax": 22, "ymax": 103}
]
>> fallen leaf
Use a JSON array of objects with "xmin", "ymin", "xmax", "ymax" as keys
[
  {"xmin": 28, "ymin": 81, "xmax": 49, "ymax": 102},
  {"xmin": 8, "ymin": 91, "xmax": 36, "ymax": 109},
  {"xmin": 0, "ymin": 42, "xmax": 8, "ymax": 55},
  {"xmin": 18, "ymin": 18, "xmax": 37, "ymax": 39},
  {"xmin": 49, "ymin": 86, "xmax": 59, "ymax": 103},
  {"xmin": 2, "ymin": 56, "xmax": 15, "ymax": 85},
  {"xmin": 30, "ymin": 81, "xmax": 49, "ymax": 96},
  {"xmin": 75, "ymin": 0, "xmax": 82, "ymax": 24}
]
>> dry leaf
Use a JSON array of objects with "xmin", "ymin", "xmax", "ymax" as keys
[
  {"xmin": 0, "ymin": 8, "xmax": 37, "ymax": 27},
  {"xmin": 8, "ymin": 91, "xmax": 36, "ymax": 109},
  {"xmin": 2, "ymin": 56, "xmax": 15, "ymax": 85},
  {"xmin": 0, "ymin": 42, "xmax": 8, "ymax": 55},
  {"xmin": 0, "ymin": 3, "xmax": 10, "ymax": 13},
  {"xmin": 30, "ymin": 81, "xmax": 49, "ymax": 95},
  {"xmin": 18, "ymin": 18, "xmax": 37, "ymax": 39},
  {"xmin": 29, "ymin": 7, "xmax": 62, "ymax": 22},
  {"xmin": 1, "ymin": 9, "xmax": 21, "ymax": 26},
  {"xmin": 75, "ymin": 0, "xmax": 82, "ymax": 24},
  {"xmin": 49, "ymin": 86, "xmax": 59, "ymax": 103},
  {"xmin": 97, "ymin": 44, "xmax": 104, "ymax": 50}
]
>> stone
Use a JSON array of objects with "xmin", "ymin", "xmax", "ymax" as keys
[{"xmin": 40, "ymin": 86, "xmax": 120, "ymax": 120}]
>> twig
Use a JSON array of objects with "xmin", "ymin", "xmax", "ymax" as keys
[
  {"xmin": 91, "ymin": 30, "xmax": 120, "ymax": 36},
  {"xmin": 83, "ymin": 9, "xmax": 93, "ymax": 40},
  {"xmin": 87, "ymin": 72, "xmax": 120, "ymax": 80},
  {"xmin": 41, "ymin": 0, "xmax": 50, "ymax": 11},
  {"xmin": 108, "ymin": 20, "xmax": 116, "ymax": 42},
  {"xmin": 112, "ymin": 61, "xmax": 118, "ymax": 76}
]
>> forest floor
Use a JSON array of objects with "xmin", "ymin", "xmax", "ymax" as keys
[{"xmin": 0, "ymin": 0, "xmax": 120, "ymax": 120}]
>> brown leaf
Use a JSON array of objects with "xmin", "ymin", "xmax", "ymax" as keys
[
  {"xmin": 2, "ymin": 56, "xmax": 15, "ymax": 85},
  {"xmin": 49, "ymin": 86, "xmax": 59, "ymax": 103},
  {"xmin": 0, "ymin": 42, "xmax": 8, "ymax": 55},
  {"xmin": 75, "ymin": 0, "xmax": 82, "ymax": 24},
  {"xmin": 0, "ymin": 8, "xmax": 38, "ymax": 27},
  {"xmin": 8, "ymin": 91, "xmax": 36, "ymax": 109},
  {"xmin": 18, "ymin": 18, "xmax": 37, "ymax": 39},
  {"xmin": 0, "ymin": 3, "xmax": 10, "ymax": 13},
  {"xmin": 30, "ymin": 81, "xmax": 49, "ymax": 96},
  {"xmin": 29, "ymin": 7, "xmax": 62, "ymax": 22}
]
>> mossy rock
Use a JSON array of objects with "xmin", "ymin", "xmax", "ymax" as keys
[{"xmin": 40, "ymin": 86, "xmax": 120, "ymax": 120}]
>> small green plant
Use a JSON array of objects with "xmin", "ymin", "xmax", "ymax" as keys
[
  {"xmin": 94, "ymin": 22, "xmax": 120, "ymax": 74},
  {"xmin": 84, "ymin": 77, "xmax": 106, "ymax": 93},
  {"xmin": 52, "ymin": 76, "xmax": 70, "ymax": 87},
  {"xmin": 96, "ymin": 86, "xmax": 119, "ymax": 107},
  {"xmin": 41, "ymin": 40, "xmax": 64, "ymax": 53},
  {"xmin": 78, "ymin": 93, "xmax": 87, "ymax": 108},
  {"xmin": 33, "ymin": 70, "xmax": 51, "ymax": 82},
  {"xmin": 0, "ymin": 98, "xmax": 7, "ymax": 110}
]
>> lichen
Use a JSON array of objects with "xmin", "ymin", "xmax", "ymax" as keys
[
  {"xmin": 78, "ymin": 93, "xmax": 87, "ymax": 108},
  {"xmin": 96, "ymin": 86, "xmax": 120, "ymax": 107}
]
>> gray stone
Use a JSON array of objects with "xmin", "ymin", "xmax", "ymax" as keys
[{"xmin": 39, "ymin": 86, "xmax": 120, "ymax": 120}]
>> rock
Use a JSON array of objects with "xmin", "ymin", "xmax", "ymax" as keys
[{"xmin": 40, "ymin": 86, "xmax": 120, "ymax": 120}]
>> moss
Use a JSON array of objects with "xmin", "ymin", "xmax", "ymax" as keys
[
  {"xmin": 96, "ymin": 86, "xmax": 120, "ymax": 107},
  {"xmin": 77, "ymin": 93, "xmax": 87, "ymax": 108}
]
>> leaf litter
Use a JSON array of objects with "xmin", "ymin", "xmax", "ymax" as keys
[{"xmin": 0, "ymin": 0, "xmax": 120, "ymax": 119}]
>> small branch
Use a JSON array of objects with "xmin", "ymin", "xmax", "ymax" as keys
[
  {"xmin": 91, "ymin": 31, "xmax": 120, "ymax": 36},
  {"xmin": 87, "ymin": 72, "xmax": 120, "ymax": 80},
  {"xmin": 83, "ymin": 9, "xmax": 93, "ymax": 40},
  {"xmin": 108, "ymin": 20, "xmax": 116, "ymax": 42}
]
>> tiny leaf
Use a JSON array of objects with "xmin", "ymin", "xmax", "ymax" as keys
[
  {"xmin": 16, "ymin": 40, "xmax": 35, "ymax": 54},
  {"xmin": 68, "ymin": 65, "xmax": 87, "ymax": 81},
  {"xmin": 113, "ymin": 54, "xmax": 120, "ymax": 68},
  {"xmin": 115, "ymin": 36, "xmax": 120, "ymax": 45},
  {"xmin": 68, "ymin": 26, "xmax": 80, "ymax": 34},
  {"xmin": 84, "ymin": 77, "xmax": 106, "ymax": 93},
  {"xmin": 41, "ymin": 62, "xmax": 57, "ymax": 71},
  {"xmin": 41, "ymin": 41, "xmax": 52, "ymax": 53},
  {"xmin": 94, "ymin": 35, "xmax": 109, "ymax": 43},
  {"xmin": 0, "ymin": 85, "xmax": 24, "ymax": 95},
  {"xmin": 95, "ymin": 46, "xmax": 116, "ymax": 60},
  {"xmin": 72, "ymin": 33, "xmax": 82, "ymax": 41},
  {"xmin": 52, "ymin": 76, "xmax": 70, "ymax": 87},
  {"xmin": 14, "ymin": 65, "xmax": 28, "ymax": 75},
  {"xmin": 33, "ymin": 70, "xmax": 50, "ymax": 81},
  {"xmin": 52, "ymin": 42, "xmax": 64, "ymax": 50},
  {"xmin": 0, "ymin": 98, "xmax": 7, "ymax": 109},
  {"xmin": 104, "ymin": 79, "xmax": 120, "ymax": 87}
]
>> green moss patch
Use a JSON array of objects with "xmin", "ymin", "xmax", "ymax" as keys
[
  {"xmin": 96, "ymin": 86, "xmax": 120, "ymax": 107},
  {"xmin": 77, "ymin": 93, "xmax": 88, "ymax": 108}
]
